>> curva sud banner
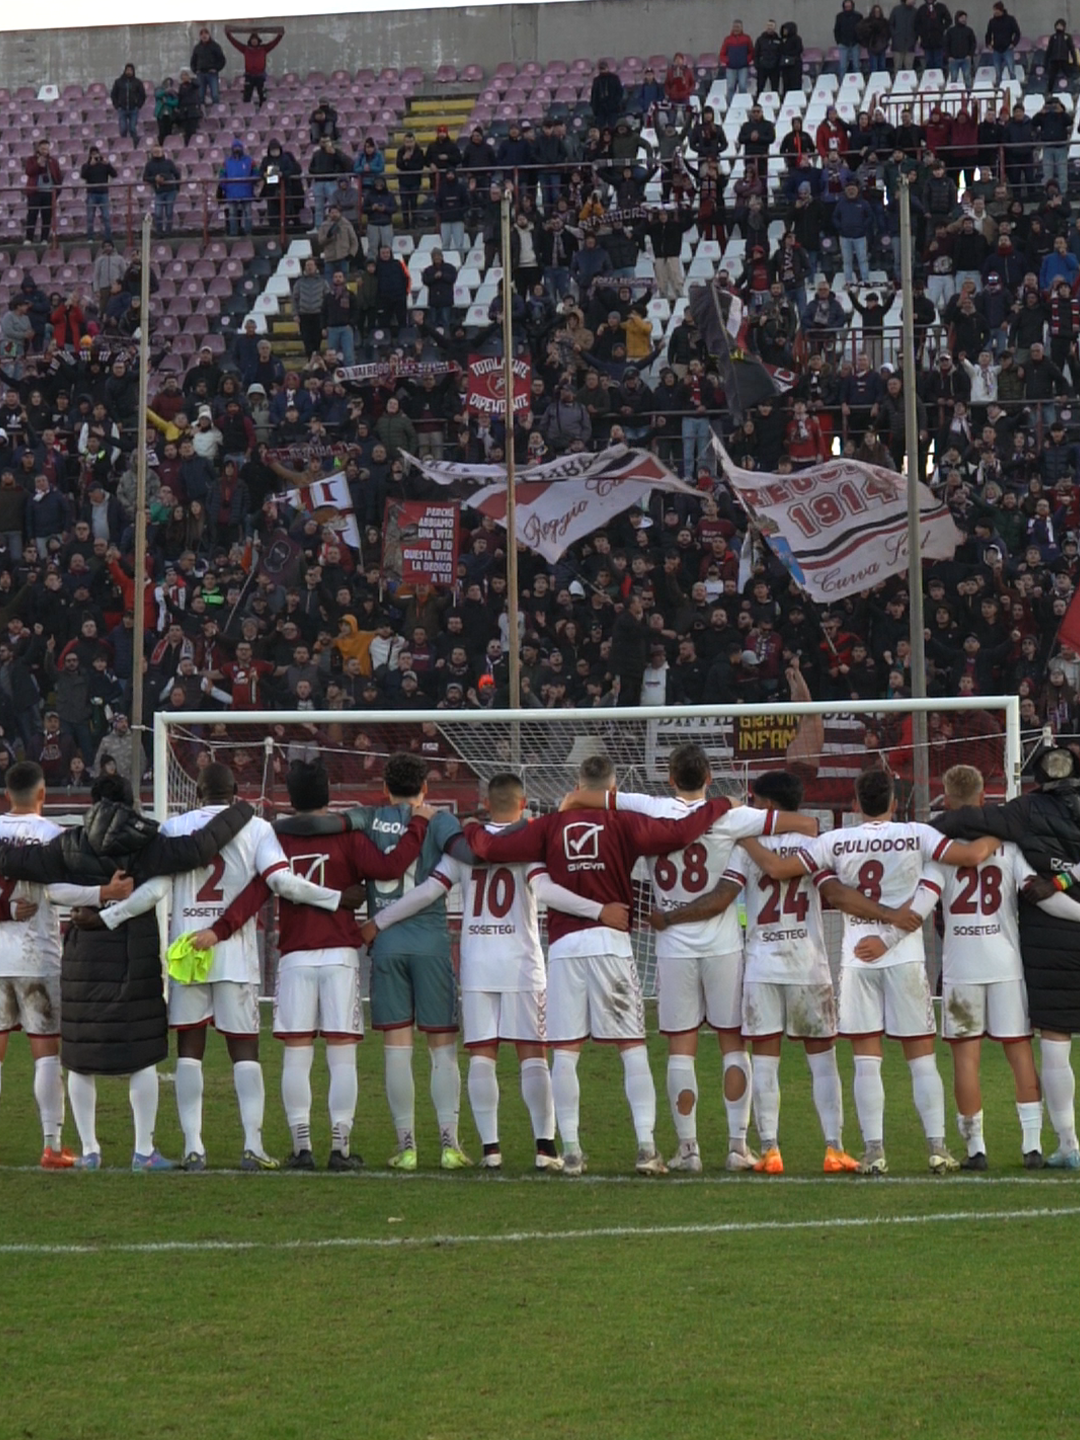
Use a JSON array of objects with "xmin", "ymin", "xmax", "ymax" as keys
[
  {"xmin": 716, "ymin": 443, "xmax": 962, "ymax": 604},
  {"xmin": 466, "ymin": 354, "xmax": 532, "ymax": 416}
]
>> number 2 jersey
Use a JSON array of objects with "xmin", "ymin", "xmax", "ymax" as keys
[
  {"xmin": 724, "ymin": 835, "xmax": 831, "ymax": 986},
  {"xmin": 798, "ymin": 820, "xmax": 952, "ymax": 969},
  {"xmin": 920, "ymin": 842, "xmax": 1029, "ymax": 985},
  {"xmin": 611, "ymin": 792, "xmax": 777, "ymax": 959}
]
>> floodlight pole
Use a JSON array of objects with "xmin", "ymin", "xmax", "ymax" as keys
[
  {"xmin": 500, "ymin": 186, "xmax": 521, "ymax": 711},
  {"xmin": 899, "ymin": 178, "xmax": 930, "ymax": 822},
  {"xmin": 130, "ymin": 211, "xmax": 152, "ymax": 803}
]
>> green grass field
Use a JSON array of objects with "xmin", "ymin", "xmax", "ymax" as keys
[{"xmin": 2, "ymin": 1012, "xmax": 1078, "ymax": 1440}]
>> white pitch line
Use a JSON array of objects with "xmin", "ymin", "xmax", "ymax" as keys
[{"xmin": 2, "ymin": 1204, "xmax": 1079, "ymax": 1257}]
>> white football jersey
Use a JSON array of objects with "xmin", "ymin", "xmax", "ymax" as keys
[
  {"xmin": 799, "ymin": 820, "xmax": 952, "ymax": 969},
  {"xmin": 162, "ymin": 806, "xmax": 290, "ymax": 985},
  {"xmin": 0, "ymin": 814, "xmax": 71, "ymax": 977},
  {"xmin": 921, "ymin": 842, "xmax": 1028, "ymax": 985},
  {"xmin": 435, "ymin": 823, "xmax": 546, "ymax": 993},
  {"xmin": 724, "ymin": 835, "xmax": 831, "ymax": 986},
  {"xmin": 615, "ymin": 792, "xmax": 775, "ymax": 958}
]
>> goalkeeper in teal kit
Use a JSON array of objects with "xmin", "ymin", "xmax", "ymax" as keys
[{"xmin": 350, "ymin": 751, "xmax": 475, "ymax": 1171}]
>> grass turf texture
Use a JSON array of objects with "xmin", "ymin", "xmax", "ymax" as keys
[{"xmin": 2, "ymin": 1012, "xmax": 1076, "ymax": 1440}]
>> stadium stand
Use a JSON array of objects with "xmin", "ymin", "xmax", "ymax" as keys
[{"xmin": 0, "ymin": 8, "xmax": 1075, "ymax": 805}]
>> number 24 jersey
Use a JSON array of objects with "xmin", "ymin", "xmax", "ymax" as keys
[{"xmin": 614, "ymin": 793, "xmax": 776, "ymax": 959}]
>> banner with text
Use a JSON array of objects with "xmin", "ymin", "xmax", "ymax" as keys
[
  {"xmin": 716, "ymin": 444, "xmax": 962, "ymax": 604},
  {"xmin": 466, "ymin": 354, "xmax": 532, "ymax": 417},
  {"xmin": 382, "ymin": 500, "xmax": 460, "ymax": 586}
]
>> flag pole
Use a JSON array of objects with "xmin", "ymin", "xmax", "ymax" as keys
[
  {"xmin": 899, "ymin": 177, "xmax": 930, "ymax": 821},
  {"xmin": 500, "ymin": 186, "xmax": 521, "ymax": 710},
  {"xmin": 130, "ymin": 211, "xmax": 152, "ymax": 804}
]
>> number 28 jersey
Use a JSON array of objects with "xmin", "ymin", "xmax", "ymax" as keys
[
  {"xmin": 798, "ymin": 820, "xmax": 951, "ymax": 970},
  {"xmin": 921, "ymin": 842, "xmax": 1028, "ymax": 985},
  {"xmin": 613, "ymin": 793, "xmax": 776, "ymax": 959}
]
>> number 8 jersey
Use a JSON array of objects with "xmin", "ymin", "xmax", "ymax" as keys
[
  {"xmin": 798, "ymin": 820, "xmax": 952, "ymax": 969},
  {"xmin": 612, "ymin": 793, "xmax": 776, "ymax": 958}
]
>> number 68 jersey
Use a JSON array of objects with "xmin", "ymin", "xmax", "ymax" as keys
[{"xmin": 613, "ymin": 793, "xmax": 776, "ymax": 958}]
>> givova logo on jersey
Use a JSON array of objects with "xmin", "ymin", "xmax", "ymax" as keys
[{"xmin": 563, "ymin": 821, "xmax": 605, "ymax": 872}]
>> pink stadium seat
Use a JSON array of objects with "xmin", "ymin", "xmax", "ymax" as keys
[
  {"xmin": 402, "ymin": 67, "xmax": 424, "ymax": 83},
  {"xmin": 176, "ymin": 242, "xmax": 201, "ymax": 262},
  {"xmin": 379, "ymin": 68, "xmax": 400, "ymax": 82},
  {"xmin": 203, "ymin": 334, "xmax": 225, "ymax": 356},
  {"xmin": 522, "ymin": 61, "xmax": 543, "ymax": 77},
  {"xmin": 173, "ymin": 334, "xmax": 196, "ymax": 355},
  {"xmin": 208, "ymin": 275, "xmax": 232, "ymax": 297},
  {"xmin": 183, "ymin": 312, "xmax": 209, "ymax": 337},
  {"xmin": 434, "ymin": 65, "xmax": 459, "ymax": 84},
  {"xmin": 647, "ymin": 53, "xmax": 668, "ymax": 69},
  {"xmin": 461, "ymin": 64, "xmax": 484, "ymax": 83},
  {"xmin": 355, "ymin": 68, "xmax": 377, "ymax": 83},
  {"xmin": 156, "ymin": 278, "xmax": 177, "ymax": 299},
  {"xmin": 570, "ymin": 58, "xmax": 593, "ymax": 74},
  {"xmin": 230, "ymin": 239, "xmax": 255, "ymax": 261},
  {"xmin": 494, "ymin": 62, "xmax": 517, "ymax": 79}
]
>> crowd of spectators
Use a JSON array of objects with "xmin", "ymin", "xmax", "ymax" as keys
[{"xmin": 0, "ymin": 11, "xmax": 1076, "ymax": 791}]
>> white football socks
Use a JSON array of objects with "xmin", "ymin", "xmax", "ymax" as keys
[
  {"xmin": 67, "ymin": 1071, "xmax": 99, "ymax": 1156},
  {"xmin": 853, "ymin": 1054, "xmax": 885, "ymax": 1147},
  {"xmin": 957, "ymin": 1108, "xmax": 985, "ymax": 1158},
  {"xmin": 384, "ymin": 1043, "xmax": 415, "ymax": 1151},
  {"xmin": 723, "ymin": 1050, "xmax": 753, "ymax": 1148},
  {"xmin": 1041, "ymin": 1038, "xmax": 1078, "ymax": 1151},
  {"xmin": 233, "ymin": 1059, "xmax": 266, "ymax": 1157},
  {"xmin": 34, "ymin": 1054, "xmax": 64, "ymax": 1151},
  {"xmin": 467, "ymin": 1054, "xmax": 500, "ymax": 1147},
  {"xmin": 908, "ymin": 1053, "xmax": 946, "ymax": 1144},
  {"xmin": 281, "ymin": 1044, "xmax": 314, "ymax": 1153},
  {"xmin": 751, "ymin": 1053, "xmax": 781, "ymax": 1150},
  {"xmin": 175, "ymin": 1056, "xmax": 205, "ymax": 1156},
  {"xmin": 326, "ymin": 1043, "xmax": 358, "ymax": 1155},
  {"xmin": 551, "ymin": 1048, "xmax": 581, "ymax": 1150},
  {"xmin": 429, "ymin": 1042, "xmax": 461, "ymax": 1149},
  {"xmin": 807, "ymin": 1048, "xmax": 844, "ymax": 1151},
  {"xmin": 520, "ymin": 1056, "xmax": 555, "ymax": 1142},
  {"xmin": 666, "ymin": 1054, "xmax": 698, "ymax": 1143},
  {"xmin": 1017, "ymin": 1099, "xmax": 1044, "ymax": 1154},
  {"xmin": 621, "ymin": 1044, "xmax": 656, "ymax": 1147},
  {"xmin": 128, "ymin": 1065, "xmax": 159, "ymax": 1157}
]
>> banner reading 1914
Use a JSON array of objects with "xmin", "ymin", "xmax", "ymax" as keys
[
  {"xmin": 466, "ymin": 354, "xmax": 532, "ymax": 416},
  {"xmin": 382, "ymin": 500, "xmax": 460, "ymax": 586}
]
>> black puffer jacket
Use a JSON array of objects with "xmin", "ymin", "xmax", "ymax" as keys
[
  {"xmin": 0, "ymin": 799, "xmax": 253, "ymax": 1074},
  {"xmin": 935, "ymin": 787, "xmax": 1080, "ymax": 1032}
]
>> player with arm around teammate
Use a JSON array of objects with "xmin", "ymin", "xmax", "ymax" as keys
[
  {"xmin": 192, "ymin": 760, "xmax": 432, "ymax": 1171},
  {"xmin": 465, "ymin": 752, "xmax": 738, "ymax": 1177},
  {"xmin": 652, "ymin": 768, "xmax": 924, "ymax": 1173},
  {"xmin": 348, "ymin": 752, "xmax": 477, "ymax": 1172},
  {"xmin": 861, "ymin": 763, "xmax": 1080, "ymax": 1170},
  {"xmin": 0, "ymin": 761, "xmax": 132, "ymax": 1168},
  {"xmin": 743, "ymin": 767, "xmax": 999, "ymax": 1174},
  {"xmin": 567, "ymin": 742, "xmax": 818, "ymax": 1174},
  {"xmin": 96, "ymin": 762, "xmax": 363, "ymax": 1172},
  {"xmin": 363, "ymin": 770, "xmax": 631, "ymax": 1172}
]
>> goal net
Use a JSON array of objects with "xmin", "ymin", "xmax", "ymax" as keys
[{"xmin": 154, "ymin": 698, "xmax": 1022, "ymax": 1001}]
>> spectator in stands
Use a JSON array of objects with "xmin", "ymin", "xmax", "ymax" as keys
[
  {"xmin": 25, "ymin": 140, "xmax": 61, "ymax": 245},
  {"xmin": 719, "ymin": 21, "xmax": 754, "ymax": 100},
  {"xmin": 914, "ymin": 0, "xmax": 950, "ymax": 71},
  {"xmin": 1044, "ymin": 20, "xmax": 1079, "ymax": 91},
  {"xmin": 426, "ymin": 124, "xmax": 463, "ymax": 193},
  {"xmin": 190, "ymin": 25, "xmax": 227, "ymax": 107},
  {"xmin": 225, "ymin": 25, "xmax": 285, "ymax": 108},
  {"xmin": 421, "ymin": 249, "xmax": 458, "ymax": 334},
  {"xmin": 316, "ymin": 203, "xmax": 359, "ymax": 279},
  {"xmin": 80, "ymin": 147, "xmax": 117, "ymax": 244},
  {"xmin": 835, "ymin": 0, "xmax": 864, "ymax": 75},
  {"xmin": 292, "ymin": 259, "xmax": 329, "ymax": 360},
  {"xmin": 219, "ymin": 139, "xmax": 256, "ymax": 237},
  {"xmin": 888, "ymin": 0, "xmax": 918, "ymax": 70},
  {"xmin": 664, "ymin": 51, "xmax": 697, "ymax": 120},
  {"xmin": 857, "ymin": 5, "xmax": 892, "ymax": 70},
  {"xmin": 986, "ymin": 1, "xmax": 1021, "ymax": 81},
  {"xmin": 323, "ymin": 271, "xmax": 360, "ymax": 368},
  {"xmin": 143, "ymin": 144, "xmax": 181, "ymax": 237},
  {"xmin": 175, "ymin": 70, "xmax": 202, "ymax": 144},
  {"xmin": 309, "ymin": 135, "xmax": 350, "ymax": 228},
  {"xmin": 353, "ymin": 136, "xmax": 386, "ymax": 199},
  {"xmin": 533, "ymin": 118, "xmax": 569, "ymax": 212},
  {"xmin": 258, "ymin": 138, "xmax": 304, "ymax": 231},
  {"xmin": 309, "ymin": 100, "xmax": 340, "ymax": 145},
  {"xmin": 395, "ymin": 132, "xmax": 426, "ymax": 230},
  {"xmin": 590, "ymin": 60, "xmax": 625, "ymax": 129},
  {"xmin": 110, "ymin": 63, "xmax": 146, "ymax": 145},
  {"xmin": 753, "ymin": 24, "xmax": 782, "ymax": 96},
  {"xmin": 363, "ymin": 176, "xmax": 396, "ymax": 256},
  {"xmin": 944, "ymin": 10, "xmax": 978, "ymax": 84},
  {"xmin": 374, "ymin": 245, "xmax": 410, "ymax": 331},
  {"xmin": 1034, "ymin": 96, "xmax": 1070, "ymax": 194},
  {"xmin": 154, "ymin": 76, "xmax": 178, "ymax": 143},
  {"xmin": 779, "ymin": 22, "xmax": 805, "ymax": 95},
  {"xmin": 436, "ymin": 167, "xmax": 469, "ymax": 252},
  {"xmin": 1002, "ymin": 102, "xmax": 1037, "ymax": 199}
]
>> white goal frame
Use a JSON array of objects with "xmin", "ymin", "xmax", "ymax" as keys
[{"xmin": 153, "ymin": 696, "xmax": 1023, "ymax": 820}]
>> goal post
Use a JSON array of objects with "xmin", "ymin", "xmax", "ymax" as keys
[{"xmin": 153, "ymin": 696, "xmax": 1022, "ymax": 1001}]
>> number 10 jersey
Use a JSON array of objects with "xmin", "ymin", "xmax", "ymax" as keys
[{"xmin": 614, "ymin": 793, "xmax": 776, "ymax": 959}]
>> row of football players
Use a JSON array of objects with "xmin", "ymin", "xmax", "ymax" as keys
[{"xmin": 3, "ymin": 745, "xmax": 1077, "ymax": 1175}]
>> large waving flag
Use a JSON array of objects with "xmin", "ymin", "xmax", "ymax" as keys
[{"xmin": 689, "ymin": 279, "xmax": 779, "ymax": 424}]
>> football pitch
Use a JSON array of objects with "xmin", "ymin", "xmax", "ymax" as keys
[{"xmin": 2, "ymin": 1015, "xmax": 1077, "ymax": 1440}]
